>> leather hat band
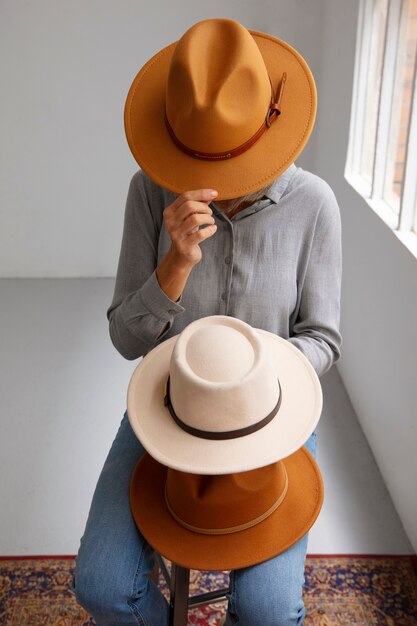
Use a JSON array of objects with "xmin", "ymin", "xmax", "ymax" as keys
[
  {"xmin": 164, "ymin": 376, "xmax": 282, "ymax": 440},
  {"xmin": 165, "ymin": 72, "xmax": 287, "ymax": 161}
]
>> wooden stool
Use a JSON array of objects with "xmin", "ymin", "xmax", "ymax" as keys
[{"xmin": 155, "ymin": 553, "xmax": 230, "ymax": 626}]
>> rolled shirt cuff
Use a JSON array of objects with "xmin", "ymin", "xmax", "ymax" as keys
[
  {"xmin": 139, "ymin": 271, "xmax": 185, "ymax": 320},
  {"xmin": 122, "ymin": 270, "xmax": 185, "ymax": 344}
]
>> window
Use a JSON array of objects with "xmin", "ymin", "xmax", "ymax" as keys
[
  {"xmin": 346, "ymin": 0, "xmax": 417, "ymax": 253},
  {"xmin": 359, "ymin": 0, "xmax": 389, "ymax": 186}
]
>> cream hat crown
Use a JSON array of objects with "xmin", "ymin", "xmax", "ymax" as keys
[{"xmin": 167, "ymin": 316, "xmax": 281, "ymax": 439}]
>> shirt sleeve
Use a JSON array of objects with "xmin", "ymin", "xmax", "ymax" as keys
[
  {"xmin": 287, "ymin": 183, "xmax": 342, "ymax": 377},
  {"xmin": 106, "ymin": 171, "xmax": 185, "ymax": 360}
]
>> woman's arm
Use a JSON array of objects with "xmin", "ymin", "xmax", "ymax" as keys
[
  {"xmin": 106, "ymin": 172, "xmax": 217, "ymax": 360},
  {"xmin": 155, "ymin": 189, "xmax": 217, "ymax": 300},
  {"xmin": 287, "ymin": 183, "xmax": 342, "ymax": 377}
]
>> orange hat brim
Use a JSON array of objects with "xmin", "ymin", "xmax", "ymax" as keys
[
  {"xmin": 124, "ymin": 30, "xmax": 317, "ymax": 200},
  {"xmin": 130, "ymin": 446, "xmax": 323, "ymax": 571}
]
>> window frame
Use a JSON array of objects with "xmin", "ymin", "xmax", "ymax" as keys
[{"xmin": 345, "ymin": 0, "xmax": 417, "ymax": 257}]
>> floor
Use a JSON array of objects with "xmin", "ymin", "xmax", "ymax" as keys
[
  {"xmin": 0, "ymin": 278, "xmax": 413, "ymax": 556},
  {"xmin": 311, "ymin": 367, "xmax": 413, "ymax": 554}
]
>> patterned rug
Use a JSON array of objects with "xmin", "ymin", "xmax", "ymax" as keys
[{"xmin": 0, "ymin": 555, "xmax": 416, "ymax": 625}]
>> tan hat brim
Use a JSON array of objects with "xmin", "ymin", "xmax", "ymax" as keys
[
  {"xmin": 127, "ymin": 329, "xmax": 322, "ymax": 475},
  {"xmin": 124, "ymin": 31, "xmax": 317, "ymax": 200},
  {"xmin": 130, "ymin": 448, "xmax": 323, "ymax": 571}
]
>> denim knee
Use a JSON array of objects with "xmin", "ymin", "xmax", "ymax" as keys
[
  {"xmin": 73, "ymin": 542, "xmax": 155, "ymax": 621},
  {"xmin": 227, "ymin": 536, "xmax": 308, "ymax": 626},
  {"xmin": 227, "ymin": 571, "xmax": 306, "ymax": 626},
  {"xmin": 73, "ymin": 553, "xmax": 129, "ymax": 618}
]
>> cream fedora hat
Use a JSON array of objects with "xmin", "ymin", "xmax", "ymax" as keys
[{"xmin": 127, "ymin": 316, "xmax": 322, "ymax": 474}]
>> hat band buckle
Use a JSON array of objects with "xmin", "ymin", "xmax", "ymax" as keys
[
  {"xmin": 165, "ymin": 72, "xmax": 287, "ymax": 161},
  {"xmin": 164, "ymin": 375, "xmax": 282, "ymax": 440}
]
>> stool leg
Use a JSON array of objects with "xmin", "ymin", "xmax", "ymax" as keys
[{"xmin": 169, "ymin": 564, "xmax": 190, "ymax": 626}]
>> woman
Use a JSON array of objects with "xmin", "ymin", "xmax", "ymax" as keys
[{"xmin": 73, "ymin": 18, "xmax": 342, "ymax": 626}]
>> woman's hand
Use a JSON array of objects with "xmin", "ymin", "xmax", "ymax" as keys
[
  {"xmin": 156, "ymin": 189, "xmax": 218, "ymax": 301},
  {"xmin": 163, "ymin": 189, "xmax": 218, "ymax": 267}
]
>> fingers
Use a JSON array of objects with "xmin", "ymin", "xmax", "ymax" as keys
[
  {"xmin": 163, "ymin": 189, "xmax": 218, "ymax": 267},
  {"xmin": 174, "ymin": 211, "xmax": 216, "ymax": 237},
  {"xmin": 165, "ymin": 190, "xmax": 217, "ymax": 221},
  {"xmin": 187, "ymin": 222, "xmax": 218, "ymax": 243},
  {"xmin": 171, "ymin": 189, "xmax": 218, "ymax": 211},
  {"xmin": 164, "ymin": 189, "xmax": 218, "ymax": 235},
  {"xmin": 183, "ymin": 198, "xmax": 214, "ymax": 217}
]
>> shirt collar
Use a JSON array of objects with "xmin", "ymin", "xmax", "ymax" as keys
[
  {"xmin": 264, "ymin": 162, "xmax": 297, "ymax": 204},
  {"xmin": 212, "ymin": 162, "xmax": 298, "ymax": 222}
]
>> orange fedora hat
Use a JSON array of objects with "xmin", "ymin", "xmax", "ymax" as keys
[
  {"xmin": 130, "ymin": 448, "xmax": 323, "ymax": 571},
  {"xmin": 124, "ymin": 18, "xmax": 317, "ymax": 199}
]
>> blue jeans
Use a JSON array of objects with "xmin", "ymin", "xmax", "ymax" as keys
[{"xmin": 73, "ymin": 412, "xmax": 317, "ymax": 625}]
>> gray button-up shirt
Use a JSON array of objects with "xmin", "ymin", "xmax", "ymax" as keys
[{"xmin": 107, "ymin": 162, "xmax": 342, "ymax": 377}]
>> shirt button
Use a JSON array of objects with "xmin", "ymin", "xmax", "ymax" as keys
[
  {"xmin": 224, "ymin": 256, "xmax": 231, "ymax": 265},
  {"xmin": 168, "ymin": 309, "xmax": 176, "ymax": 315},
  {"xmin": 221, "ymin": 292, "xmax": 227, "ymax": 301}
]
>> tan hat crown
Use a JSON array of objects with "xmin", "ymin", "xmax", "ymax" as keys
[
  {"xmin": 166, "ymin": 19, "xmax": 272, "ymax": 154},
  {"xmin": 167, "ymin": 316, "xmax": 281, "ymax": 439}
]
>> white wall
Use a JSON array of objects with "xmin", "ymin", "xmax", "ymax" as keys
[
  {"xmin": 0, "ymin": 0, "xmax": 327, "ymax": 554},
  {"xmin": 0, "ymin": 278, "xmax": 134, "ymax": 555},
  {"xmin": 313, "ymin": 0, "xmax": 417, "ymax": 551},
  {"xmin": 0, "ymin": 0, "xmax": 323, "ymax": 277},
  {"xmin": 2, "ymin": 0, "xmax": 416, "ymax": 556}
]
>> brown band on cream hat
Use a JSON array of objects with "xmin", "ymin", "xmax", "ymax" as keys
[{"xmin": 164, "ymin": 374, "xmax": 282, "ymax": 440}]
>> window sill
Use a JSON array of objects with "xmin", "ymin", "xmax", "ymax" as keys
[{"xmin": 344, "ymin": 171, "xmax": 417, "ymax": 261}]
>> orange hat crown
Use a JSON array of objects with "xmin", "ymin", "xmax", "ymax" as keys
[
  {"xmin": 165, "ymin": 461, "xmax": 289, "ymax": 534},
  {"xmin": 166, "ymin": 19, "xmax": 272, "ymax": 154}
]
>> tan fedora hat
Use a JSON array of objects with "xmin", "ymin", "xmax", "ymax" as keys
[
  {"xmin": 127, "ymin": 315, "xmax": 322, "ymax": 475},
  {"xmin": 130, "ymin": 448, "xmax": 324, "ymax": 570},
  {"xmin": 124, "ymin": 18, "xmax": 317, "ymax": 199}
]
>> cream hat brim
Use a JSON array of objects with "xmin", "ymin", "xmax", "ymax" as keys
[{"xmin": 127, "ymin": 329, "xmax": 322, "ymax": 475}]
